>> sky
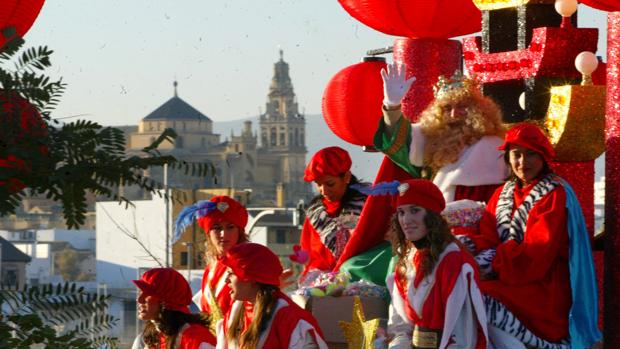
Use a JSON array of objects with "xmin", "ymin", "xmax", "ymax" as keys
[{"xmin": 23, "ymin": 1, "xmax": 609, "ymax": 126}]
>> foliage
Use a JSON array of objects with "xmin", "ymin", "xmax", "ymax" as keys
[
  {"xmin": 0, "ymin": 30, "xmax": 217, "ymax": 228},
  {"xmin": 0, "ymin": 282, "xmax": 118, "ymax": 348}
]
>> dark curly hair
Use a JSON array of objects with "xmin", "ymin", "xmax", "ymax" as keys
[
  {"xmin": 389, "ymin": 210, "xmax": 456, "ymax": 281},
  {"xmin": 143, "ymin": 308, "xmax": 211, "ymax": 349}
]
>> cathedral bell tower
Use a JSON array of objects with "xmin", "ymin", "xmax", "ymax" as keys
[{"xmin": 258, "ymin": 50, "xmax": 309, "ymax": 205}]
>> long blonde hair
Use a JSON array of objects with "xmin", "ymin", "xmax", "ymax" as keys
[
  {"xmin": 226, "ymin": 284, "xmax": 279, "ymax": 348},
  {"xmin": 418, "ymin": 88, "xmax": 504, "ymax": 174}
]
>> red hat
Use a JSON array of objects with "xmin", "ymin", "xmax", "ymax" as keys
[
  {"xmin": 221, "ymin": 243, "xmax": 283, "ymax": 286},
  {"xmin": 304, "ymin": 146, "xmax": 352, "ymax": 182},
  {"xmin": 396, "ymin": 179, "xmax": 446, "ymax": 213},
  {"xmin": 132, "ymin": 268, "xmax": 192, "ymax": 313},
  {"xmin": 197, "ymin": 196, "xmax": 248, "ymax": 232},
  {"xmin": 498, "ymin": 123, "xmax": 555, "ymax": 162}
]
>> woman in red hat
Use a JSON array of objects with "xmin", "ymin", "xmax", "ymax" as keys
[
  {"xmin": 174, "ymin": 196, "xmax": 250, "ymax": 332},
  {"xmin": 216, "ymin": 243, "xmax": 328, "ymax": 349},
  {"xmin": 299, "ymin": 146, "xmax": 369, "ymax": 275},
  {"xmin": 459, "ymin": 123, "xmax": 600, "ymax": 349},
  {"xmin": 386, "ymin": 179, "xmax": 488, "ymax": 349},
  {"xmin": 133, "ymin": 268, "xmax": 216, "ymax": 349}
]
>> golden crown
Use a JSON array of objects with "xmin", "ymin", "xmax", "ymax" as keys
[{"xmin": 433, "ymin": 70, "xmax": 478, "ymax": 99}]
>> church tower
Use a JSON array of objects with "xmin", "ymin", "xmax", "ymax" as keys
[{"xmin": 257, "ymin": 50, "xmax": 309, "ymax": 205}]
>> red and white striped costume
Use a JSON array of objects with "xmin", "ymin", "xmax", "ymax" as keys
[
  {"xmin": 216, "ymin": 292, "xmax": 328, "ymax": 349},
  {"xmin": 387, "ymin": 242, "xmax": 488, "ymax": 349}
]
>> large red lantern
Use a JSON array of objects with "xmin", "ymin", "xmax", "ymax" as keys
[
  {"xmin": 0, "ymin": 0, "xmax": 45, "ymax": 48},
  {"xmin": 322, "ymin": 57, "xmax": 386, "ymax": 146},
  {"xmin": 580, "ymin": 0, "xmax": 620, "ymax": 12},
  {"xmin": 337, "ymin": 0, "xmax": 481, "ymax": 39}
]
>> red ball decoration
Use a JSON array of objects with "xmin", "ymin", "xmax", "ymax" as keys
[
  {"xmin": 0, "ymin": 91, "xmax": 48, "ymax": 194},
  {"xmin": 0, "ymin": 0, "xmax": 45, "ymax": 48},
  {"xmin": 338, "ymin": 0, "xmax": 481, "ymax": 39},
  {"xmin": 322, "ymin": 57, "xmax": 386, "ymax": 146}
]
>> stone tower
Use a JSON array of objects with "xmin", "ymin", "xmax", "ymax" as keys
[{"xmin": 257, "ymin": 50, "xmax": 309, "ymax": 205}]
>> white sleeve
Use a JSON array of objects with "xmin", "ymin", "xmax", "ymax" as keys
[
  {"xmin": 288, "ymin": 320, "xmax": 329, "ymax": 349},
  {"xmin": 198, "ymin": 343, "xmax": 216, "ymax": 349},
  {"xmin": 387, "ymin": 302, "xmax": 413, "ymax": 349},
  {"xmin": 446, "ymin": 293, "xmax": 477, "ymax": 349},
  {"xmin": 386, "ymin": 274, "xmax": 413, "ymax": 349},
  {"xmin": 408, "ymin": 123, "xmax": 426, "ymax": 167}
]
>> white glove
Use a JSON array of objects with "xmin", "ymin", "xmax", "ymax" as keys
[{"xmin": 381, "ymin": 63, "xmax": 416, "ymax": 107}]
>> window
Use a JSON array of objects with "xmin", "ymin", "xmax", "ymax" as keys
[
  {"xmin": 270, "ymin": 128, "xmax": 277, "ymax": 146},
  {"xmin": 280, "ymin": 133, "xmax": 285, "ymax": 145},
  {"xmin": 180, "ymin": 252, "xmax": 188, "ymax": 266},
  {"xmin": 276, "ymin": 230, "xmax": 286, "ymax": 244},
  {"xmin": 3, "ymin": 269, "xmax": 18, "ymax": 287}
]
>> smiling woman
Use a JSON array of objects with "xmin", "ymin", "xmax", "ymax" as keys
[
  {"xmin": 460, "ymin": 123, "xmax": 601, "ymax": 348},
  {"xmin": 386, "ymin": 179, "xmax": 488, "ymax": 349}
]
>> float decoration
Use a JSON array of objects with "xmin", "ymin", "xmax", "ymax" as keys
[
  {"xmin": 338, "ymin": 296, "xmax": 381, "ymax": 349},
  {"xmin": 322, "ymin": 57, "xmax": 386, "ymax": 147}
]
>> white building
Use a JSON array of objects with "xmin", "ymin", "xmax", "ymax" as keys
[{"xmin": 0, "ymin": 229, "xmax": 95, "ymax": 286}]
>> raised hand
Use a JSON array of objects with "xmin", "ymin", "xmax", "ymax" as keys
[{"xmin": 380, "ymin": 63, "xmax": 416, "ymax": 107}]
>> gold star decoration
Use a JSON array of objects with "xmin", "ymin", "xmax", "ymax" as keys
[{"xmin": 338, "ymin": 296, "xmax": 382, "ymax": 349}]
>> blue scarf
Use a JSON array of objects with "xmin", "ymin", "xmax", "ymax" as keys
[{"xmin": 563, "ymin": 180, "xmax": 602, "ymax": 348}]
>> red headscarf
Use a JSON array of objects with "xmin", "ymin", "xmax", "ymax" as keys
[
  {"xmin": 221, "ymin": 243, "xmax": 283, "ymax": 286},
  {"xmin": 304, "ymin": 146, "xmax": 352, "ymax": 182},
  {"xmin": 498, "ymin": 123, "xmax": 555, "ymax": 162},
  {"xmin": 396, "ymin": 179, "xmax": 446, "ymax": 213},
  {"xmin": 132, "ymin": 268, "xmax": 192, "ymax": 313},
  {"xmin": 197, "ymin": 196, "xmax": 248, "ymax": 232}
]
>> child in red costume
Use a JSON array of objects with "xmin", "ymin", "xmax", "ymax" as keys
[
  {"xmin": 300, "ymin": 146, "xmax": 368, "ymax": 274},
  {"xmin": 386, "ymin": 179, "xmax": 487, "ymax": 349},
  {"xmin": 175, "ymin": 196, "xmax": 250, "ymax": 331},
  {"xmin": 216, "ymin": 243, "xmax": 327, "ymax": 349},
  {"xmin": 133, "ymin": 268, "xmax": 216, "ymax": 349}
]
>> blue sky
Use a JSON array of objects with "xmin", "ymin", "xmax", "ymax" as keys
[{"xmin": 24, "ymin": 1, "xmax": 609, "ymax": 126}]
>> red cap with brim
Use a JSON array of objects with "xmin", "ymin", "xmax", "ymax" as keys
[
  {"xmin": 396, "ymin": 179, "xmax": 446, "ymax": 213},
  {"xmin": 197, "ymin": 196, "xmax": 248, "ymax": 233},
  {"xmin": 221, "ymin": 243, "xmax": 282, "ymax": 286},
  {"xmin": 498, "ymin": 123, "xmax": 555, "ymax": 162},
  {"xmin": 304, "ymin": 146, "xmax": 352, "ymax": 182},
  {"xmin": 132, "ymin": 268, "xmax": 192, "ymax": 314}
]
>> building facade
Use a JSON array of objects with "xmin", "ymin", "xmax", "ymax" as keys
[{"xmin": 127, "ymin": 51, "xmax": 310, "ymax": 206}]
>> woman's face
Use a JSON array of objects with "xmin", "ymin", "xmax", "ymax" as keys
[
  {"xmin": 137, "ymin": 290, "xmax": 161, "ymax": 321},
  {"xmin": 225, "ymin": 269, "xmax": 259, "ymax": 302},
  {"xmin": 314, "ymin": 172, "xmax": 351, "ymax": 202},
  {"xmin": 209, "ymin": 220, "xmax": 241, "ymax": 255},
  {"xmin": 508, "ymin": 145, "xmax": 545, "ymax": 185},
  {"xmin": 397, "ymin": 204, "xmax": 428, "ymax": 242}
]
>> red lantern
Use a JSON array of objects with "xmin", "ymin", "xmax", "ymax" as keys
[
  {"xmin": 0, "ymin": 0, "xmax": 45, "ymax": 48},
  {"xmin": 338, "ymin": 0, "xmax": 481, "ymax": 39},
  {"xmin": 580, "ymin": 0, "xmax": 620, "ymax": 12},
  {"xmin": 322, "ymin": 57, "xmax": 386, "ymax": 146}
]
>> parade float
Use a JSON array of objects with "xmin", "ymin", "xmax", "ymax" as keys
[{"xmin": 314, "ymin": 0, "xmax": 620, "ymax": 347}]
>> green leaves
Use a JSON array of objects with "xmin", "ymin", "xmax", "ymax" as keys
[{"xmin": 0, "ymin": 282, "xmax": 119, "ymax": 348}]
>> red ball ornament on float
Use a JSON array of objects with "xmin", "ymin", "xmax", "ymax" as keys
[
  {"xmin": 0, "ymin": 0, "xmax": 46, "ymax": 48},
  {"xmin": 322, "ymin": 57, "xmax": 386, "ymax": 146},
  {"xmin": 337, "ymin": 0, "xmax": 481, "ymax": 39},
  {"xmin": 0, "ymin": 91, "xmax": 48, "ymax": 194},
  {"xmin": 579, "ymin": 0, "xmax": 620, "ymax": 12}
]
